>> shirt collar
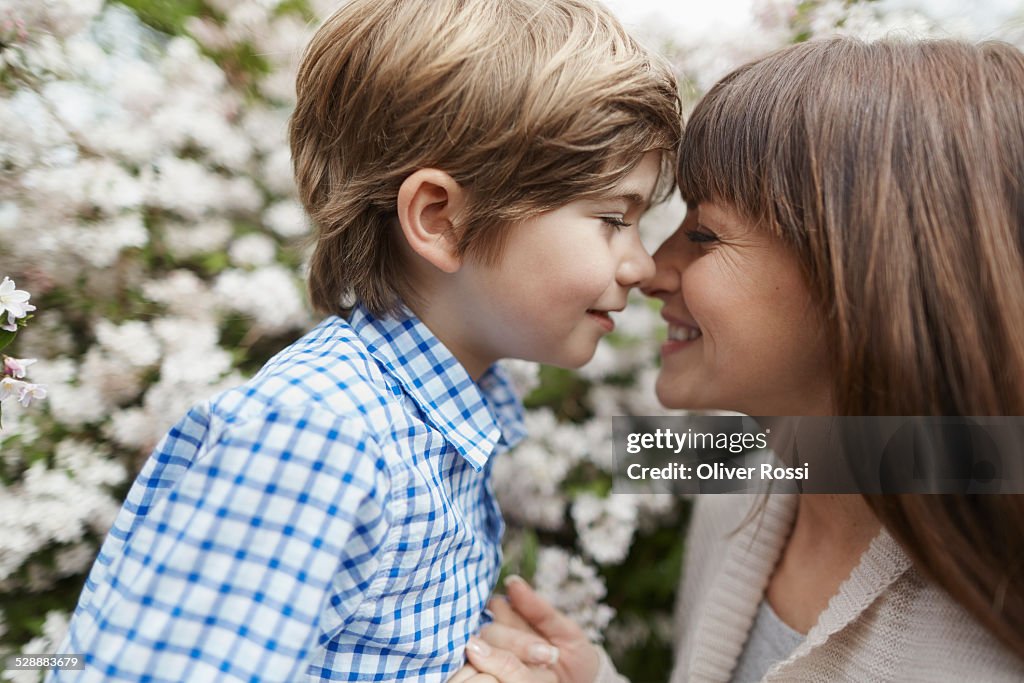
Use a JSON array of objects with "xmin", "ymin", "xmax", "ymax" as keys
[{"xmin": 347, "ymin": 303, "xmax": 525, "ymax": 470}]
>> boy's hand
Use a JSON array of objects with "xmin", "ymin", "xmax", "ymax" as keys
[{"xmin": 468, "ymin": 575, "xmax": 601, "ymax": 683}]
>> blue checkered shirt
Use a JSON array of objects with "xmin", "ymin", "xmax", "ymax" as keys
[{"xmin": 53, "ymin": 305, "xmax": 525, "ymax": 682}]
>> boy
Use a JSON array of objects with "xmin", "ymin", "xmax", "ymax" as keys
[{"xmin": 54, "ymin": 0, "xmax": 680, "ymax": 680}]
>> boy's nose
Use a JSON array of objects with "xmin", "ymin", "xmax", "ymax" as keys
[
  {"xmin": 618, "ymin": 234, "xmax": 656, "ymax": 288},
  {"xmin": 641, "ymin": 218, "xmax": 692, "ymax": 299}
]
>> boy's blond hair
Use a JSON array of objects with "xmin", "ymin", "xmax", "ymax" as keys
[{"xmin": 290, "ymin": 0, "xmax": 681, "ymax": 317}]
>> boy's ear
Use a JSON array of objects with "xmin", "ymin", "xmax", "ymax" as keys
[{"xmin": 396, "ymin": 169, "xmax": 467, "ymax": 274}]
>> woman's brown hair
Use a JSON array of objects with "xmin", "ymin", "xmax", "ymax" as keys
[{"xmin": 678, "ymin": 38, "xmax": 1024, "ymax": 658}]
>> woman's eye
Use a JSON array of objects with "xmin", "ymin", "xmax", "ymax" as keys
[
  {"xmin": 599, "ymin": 215, "xmax": 632, "ymax": 230},
  {"xmin": 684, "ymin": 227, "xmax": 718, "ymax": 244}
]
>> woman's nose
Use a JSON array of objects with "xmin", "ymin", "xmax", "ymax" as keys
[{"xmin": 641, "ymin": 217, "xmax": 692, "ymax": 299}]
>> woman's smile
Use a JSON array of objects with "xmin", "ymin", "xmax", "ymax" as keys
[{"xmin": 661, "ymin": 314, "xmax": 703, "ymax": 355}]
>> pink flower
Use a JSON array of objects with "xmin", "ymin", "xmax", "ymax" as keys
[
  {"xmin": 17, "ymin": 381, "xmax": 46, "ymax": 407},
  {"xmin": 3, "ymin": 356, "xmax": 36, "ymax": 379}
]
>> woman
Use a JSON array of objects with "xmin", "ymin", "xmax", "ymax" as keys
[{"xmin": 456, "ymin": 37, "xmax": 1024, "ymax": 682}]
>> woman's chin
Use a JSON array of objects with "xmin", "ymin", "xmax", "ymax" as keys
[
  {"xmin": 654, "ymin": 378, "xmax": 750, "ymax": 414},
  {"xmin": 655, "ymin": 378, "xmax": 710, "ymax": 412}
]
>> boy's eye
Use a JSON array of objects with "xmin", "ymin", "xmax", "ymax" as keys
[
  {"xmin": 684, "ymin": 226, "xmax": 719, "ymax": 244},
  {"xmin": 599, "ymin": 215, "xmax": 632, "ymax": 230}
]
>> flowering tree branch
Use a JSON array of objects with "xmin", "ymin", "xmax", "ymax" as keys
[{"xmin": 0, "ymin": 276, "xmax": 45, "ymax": 427}]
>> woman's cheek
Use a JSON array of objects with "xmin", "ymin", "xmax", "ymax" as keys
[{"xmin": 680, "ymin": 263, "xmax": 718, "ymax": 324}]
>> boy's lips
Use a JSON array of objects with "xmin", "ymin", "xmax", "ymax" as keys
[{"xmin": 586, "ymin": 307, "xmax": 621, "ymax": 332}]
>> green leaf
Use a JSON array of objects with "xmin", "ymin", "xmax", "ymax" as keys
[
  {"xmin": 111, "ymin": 0, "xmax": 206, "ymax": 36},
  {"xmin": 200, "ymin": 250, "xmax": 229, "ymax": 274},
  {"xmin": 519, "ymin": 528, "xmax": 539, "ymax": 581},
  {"xmin": 273, "ymin": 0, "xmax": 314, "ymax": 19},
  {"xmin": 0, "ymin": 328, "xmax": 15, "ymax": 353}
]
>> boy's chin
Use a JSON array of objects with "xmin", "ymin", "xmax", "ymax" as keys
[{"xmin": 533, "ymin": 344, "xmax": 599, "ymax": 370}]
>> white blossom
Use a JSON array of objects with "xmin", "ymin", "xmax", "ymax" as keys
[
  {"xmin": 162, "ymin": 218, "xmax": 234, "ymax": 258},
  {"xmin": 604, "ymin": 615, "xmax": 651, "ymax": 659},
  {"xmin": 635, "ymin": 492, "xmax": 680, "ymax": 531},
  {"xmin": 0, "ymin": 277, "xmax": 35, "ymax": 331},
  {"xmin": 532, "ymin": 547, "xmax": 615, "ymax": 641},
  {"xmin": 95, "ymin": 319, "xmax": 161, "ymax": 369},
  {"xmin": 78, "ymin": 347, "xmax": 145, "ymax": 405},
  {"xmin": 499, "ymin": 359, "xmax": 542, "ymax": 398},
  {"xmin": 3, "ymin": 610, "xmax": 70, "ymax": 683},
  {"xmin": 141, "ymin": 271, "xmax": 213, "ymax": 318},
  {"xmin": 0, "ymin": 377, "xmax": 45, "ymax": 408},
  {"xmin": 145, "ymin": 156, "xmax": 233, "ymax": 220},
  {"xmin": 575, "ymin": 341, "xmax": 622, "ymax": 382},
  {"xmin": 572, "ymin": 493, "xmax": 638, "ymax": 565},
  {"xmin": 229, "ymin": 233, "xmax": 278, "ymax": 268},
  {"xmin": 0, "ymin": 202, "xmax": 19, "ymax": 236},
  {"xmin": 263, "ymin": 199, "xmax": 307, "ymax": 237},
  {"xmin": 16, "ymin": 382, "xmax": 46, "ymax": 407},
  {"xmin": 45, "ymin": 379, "xmax": 108, "ymax": 427},
  {"xmin": 54, "ymin": 439, "xmax": 125, "ymax": 489},
  {"xmin": 213, "ymin": 264, "xmax": 310, "ymax": 334},
  {"xmin": 55, "ymin": 541, "xmax": 99, "ymax": 577},
  {"xmin": 493, "ymin": 441, "xmax": 571, "ymax": 530},
  {"xmin": 0, "ymin": 377, "xmax": 25, "ymax": 402},
  {"xmin": 12, "ymin": 313, "xmax": 72, "ymax": 360},
  {"xmin": 0, "ymin": 461, "xmax": 122, "ymax": 583},
  {"xmin": 79, "ymin": 214, "xmax": 149, "ymax": 268}
]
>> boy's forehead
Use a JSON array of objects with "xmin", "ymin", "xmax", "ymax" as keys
[
  {"xmin": 594, "ymin": 151, "xmax": 664, "ymax": 207},
  {"xmin": 591, "ymin": 191, "xmax": 650, "ymax": 211}
]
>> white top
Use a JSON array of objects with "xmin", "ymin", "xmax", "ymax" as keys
[{"xmin": 595, "ymin": 494, "xmax": 1024, "ymax": 682}]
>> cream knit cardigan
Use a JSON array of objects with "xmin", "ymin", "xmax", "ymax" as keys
[{"xmin": 594, "ymin": 494, "xmax": 1024, "ymax": 682}]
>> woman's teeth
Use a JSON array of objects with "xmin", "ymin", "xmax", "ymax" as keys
[{"xmin": 668, "ymin": 325, "xmax": 702, "ymax": 341}]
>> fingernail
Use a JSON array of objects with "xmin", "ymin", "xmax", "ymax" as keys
[
  {"xmin": 504, "ymin": 574, "xmax": 528, "ymax": 588},
  {"xmin": 467, "ymin": 636, "xmax": 491, "ymax": 657},
  {"xmin": 527, "ymin": 643, "xmax": 559, "ymax": 666}
]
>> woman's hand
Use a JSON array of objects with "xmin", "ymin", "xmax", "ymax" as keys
[
  {"xmin": 448, "ymin": 663, "xmax": 483, "ymax": 683},
  {"xmin": 452, "ymin": 638, "xmax": 558, "ymax": 682},
  {"xmin": 464, "ymin": 575, "xmax": 601, "ymax": 683}
]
